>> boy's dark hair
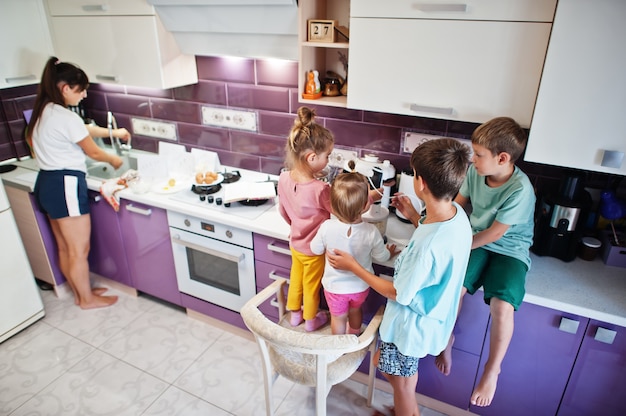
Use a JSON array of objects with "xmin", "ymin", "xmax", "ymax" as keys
[
  {"xmin": 411, "ymin": 138, "xmax": 471, "ymax": 201},
  {"xmin": 471, "ymin": 116, "xmax": 527, "ymax": 162}
]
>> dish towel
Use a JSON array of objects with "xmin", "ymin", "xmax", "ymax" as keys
[{"xmin": 100, "ymin": 169, "xmax": 139, "ymax": 211}]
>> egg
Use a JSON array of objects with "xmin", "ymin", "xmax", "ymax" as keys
[
  {"xmin": 168, "ymin": 178, "xmax": 176, "ymax": 187},
  {"xmin": 195, "ymin": 172, "xmax": 205, "ymax": 184}
]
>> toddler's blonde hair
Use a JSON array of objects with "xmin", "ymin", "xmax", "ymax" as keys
[{"xmin": 331, "ymin": 161, "xmax": 370, "ymax": 224}]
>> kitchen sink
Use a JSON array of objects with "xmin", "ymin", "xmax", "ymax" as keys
[{"xmin": 86, "ymin": 155, "xmax": 137, "ymax": 180}]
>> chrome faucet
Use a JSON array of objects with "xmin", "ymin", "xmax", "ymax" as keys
[{"xmin": 107, "ymin": 111, "xmax": 131, "ymax": 156}]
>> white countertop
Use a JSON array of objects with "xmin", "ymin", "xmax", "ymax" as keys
[{"xmin": 2, "ymin": 158, "xmax": 625, "ymax": 327}]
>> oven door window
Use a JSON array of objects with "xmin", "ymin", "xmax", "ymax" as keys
[{"xmin": 186, "ymin": 247, "xmax": 240, "ymax": 295}]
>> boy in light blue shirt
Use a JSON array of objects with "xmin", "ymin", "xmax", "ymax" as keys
[
  {"xmin": 328, "ymin": 138, "xmax": 472, "ymax": 416},
  {"xmin": 436, "ymin": 117, "xmax": 536, "ymax": 408}
]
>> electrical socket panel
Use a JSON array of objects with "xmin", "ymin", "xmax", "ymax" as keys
[
  {"xmin": 403, "ymin": 132, "xmax": 472, "ymax": 155},
  {"xmin": 201, "ymin": 106, "xmax": 258, "ymax": 132},
  {"xmin": 328, "ymin": 148, "xmax": 358, "ymax": 168},
  {"xmin": 131, "ymin": 117, "xmax": 177, "ymax": 141}
]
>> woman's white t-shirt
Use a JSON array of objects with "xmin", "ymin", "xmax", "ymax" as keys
[{"xmin": 33, "ymin": 103, "xmax": 89, "ymax": 172}]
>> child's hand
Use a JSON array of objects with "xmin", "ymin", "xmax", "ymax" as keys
[
  {"xmin": 327, "ymin": 248, "xmax": 357, "ymax": 272},
  {"xmin": 391, "ymin": 193, "xmax": 420, "ymax": 225},
  {"xmin": 386, "ymin": 243, "xmax": 400, "ymax": 257}
]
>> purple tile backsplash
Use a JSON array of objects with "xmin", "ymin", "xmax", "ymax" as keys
[{"xmin": 0, "ymin": 55, "xmax": 620, "ymax": 193}]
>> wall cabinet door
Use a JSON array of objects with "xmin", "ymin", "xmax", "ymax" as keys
[
  {"xmin": 0, "ymin": 0, "xmax": 55, "ymax": 89},
  {"xmin": 118, "ymin": 199, "xmax": 181, "ymax": 306},
  {"xmin": 525, "ymin": 0, "xmax": 626, "ymax": 175},
  {"xmin": 47, "ymin": 14, "xmax": 197, "ymax": 89},
  {"xmin": 347, "ymin": 18, "xmax": 551, "ymax": 127},
  {"xmin": 472, "ymin": 302, "xmax": 587, "ymax": 416},
  {"xmin": 558, "ymin": 320, "xmax": 626, "ymax": 416},
  {"xmin": 88, "ymin": 191, "xmax": 132, "ymax": 286}
]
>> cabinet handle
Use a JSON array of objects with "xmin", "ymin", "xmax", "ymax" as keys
[
  {"xmin": 413, "ymin": 3, "xmax": 468, "ymax": 12},
  {"xmin": 558, "ymin": 317, "xmax": 580, "ymax": 334},
  {"xmin": 410, "ymin": 103, "xmax": 455, "ymax": 115},
  {"xmin": 267, "ymin": 241, "xmax": 291, "ymax": 257},
  {"xmin": 594, "ymin": 327, "xmax": 617, "ymax": 344},
  {"xmin": 125, "ymin": 204, "xmax": 152, "ymax": 216},
  {"xmin": 96, "ymin": 74, "xmax": 119, "ymax": 82},
  {"xmin": 5, "ymin": 74, "xmax": 37, "ymax": 84},
  {"xmin": 269, "ymin": 270, "xmax": 290, "ymax": 282},
  {"xmin": 82, "ymin": 4, "xmax": 110, "ymax": 12},
  {"xmin": 171, "ymin": 236, "xmax": 244, "ymax": 263}
]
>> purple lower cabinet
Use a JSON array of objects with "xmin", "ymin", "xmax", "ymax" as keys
[
  {"xmin": 29, "ymin": 193, "xmax": 65, "ymax": 285},
  {"xmin": 118, "ymin": 200, "xmax": 182, "ymax": 306},
  {"xmin": 181, "ymin": 293, "xmax": 246, "ymax": 330},
  {"xmin": 254, "ymin": 260, "xmax": 290, "ymax": 323},
  {"xmin": 557, "ymin": 320, "xmax": 626, "ymax": 416},
  {"xmin": 471, "ymin": 302, "xmax": 588, "ymax": 416},
  {"xmin": 416, "ymin": 349, "xmax": 480, "ymax": 409},
  {"xmin": 88, "ymin": 191, "xmax": 132, "ymax": 286}
]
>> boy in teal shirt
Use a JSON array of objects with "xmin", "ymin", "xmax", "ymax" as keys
[{"xmin": 436, "ymin": 117, "xmax": 536, "ymax": 408}]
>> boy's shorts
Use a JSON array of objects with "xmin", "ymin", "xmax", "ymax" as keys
[
  {"xmin": 464, "ymin": 248, "xmax": 528, "ymax": 310},
  {"xmin": 324, "ymin": 288, "xmax": 369, "ymax": 316},
  {"xmin": 34, "ymin": 170, "xmax": 89, "ymax": 219},
  {"xmin": 377, "ymin": 341, "xmax": 419, "ymax": 377}
]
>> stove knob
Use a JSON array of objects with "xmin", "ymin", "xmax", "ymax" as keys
[
  {"xmin": 199, "ymin": 195, "xmax": 206, "ymax": 201},
  {"xmin": 207, "ymin": 196, "xmax": 214, "ymax": 203},
  {"xmin": 216, "ymin": 197, "xmax": 222, "ymax": 206},
  {"xmin": 224, "ymin": 202, "xmax": 231, "ymax": 207}
]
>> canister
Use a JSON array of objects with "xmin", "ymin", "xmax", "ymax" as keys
[{"xmin": 578, "ymin": 237, "xmax": 602, "ymax": 261}]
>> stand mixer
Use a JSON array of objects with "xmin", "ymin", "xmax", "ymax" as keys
[
  {"xmin": 347, "ymin": 155, "xmax": 396, "ymax": 208},
  {"xmin": 345, "ymin": 155, "xmax": 396, "ymax": 239}
]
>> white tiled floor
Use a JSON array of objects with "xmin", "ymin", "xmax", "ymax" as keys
[{"xmin": 0, "ymin": 285, "xmax": 450, "ymax": 416}]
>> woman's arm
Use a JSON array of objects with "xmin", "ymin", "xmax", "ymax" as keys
[
  {"xmin": 77, "ymin": 136, "xmax": 123, "ymax": 169},
  {"xmin": 86, "ymin": 124, "xmax": 131, "ymax": 141},
  {"xmin": 327, "ymin": 248, "xmax": 397, "ymax": 300}
]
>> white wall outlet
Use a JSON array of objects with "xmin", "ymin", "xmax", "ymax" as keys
[
  {"xmin": 403, "ymin": 132, "xmax": 445, "ymax": 153},
  {"xmin": 201, "ymin": 106, "xmax": 258, "ymax": 132},
  {"xmin": 131, "ymin": 117, "xmax": 177, "ymax": 141},
  {"xmin": 328, "ymin": 148, "xmax": 358, "ymax": 168},
  {"xmin": 403, "ymin": 132, "xmax": 473, "ymax": 157}
]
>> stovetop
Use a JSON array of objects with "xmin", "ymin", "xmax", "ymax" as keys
[{"xmin": 169, "ymin": 170, "xmax": 277, "ymax": 221}]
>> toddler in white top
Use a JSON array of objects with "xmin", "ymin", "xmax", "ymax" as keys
[{"xmin": 311, "ymin": 163, "xmax": 397, "ymax": 335}]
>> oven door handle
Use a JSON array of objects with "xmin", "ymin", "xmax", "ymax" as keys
[{"xmin": 171, "ymin": 236, "xmax": 244, "ymax": 263}]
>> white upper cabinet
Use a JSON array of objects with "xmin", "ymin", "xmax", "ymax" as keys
[
  {"xmin": 0, "ymin": 0, "xmax": 55, "ymax": 89},
  {"xmin": 347, "ymin": 0, "xmax": 556, "ymax": 127},
  {"xmin": 525, "ymin": 0, "xmax": 626, "ymax": 175},
  {"xmin": 45, "ymin": 0, "xmax": 197, "ymax": 89}
]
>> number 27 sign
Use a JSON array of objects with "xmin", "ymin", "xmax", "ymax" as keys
[{"xmin": 308, "ymin": 20, "xmax": 337, "ymax": 43}]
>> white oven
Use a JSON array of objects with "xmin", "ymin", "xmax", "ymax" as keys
[{"xmin": 168, "ymin": 210, "xmax": 256, "ymax": 312}]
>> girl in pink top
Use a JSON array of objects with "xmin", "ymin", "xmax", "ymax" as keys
[{"xmin": 278, "ymin": 107, "xmax": 333, "ymax": 332}]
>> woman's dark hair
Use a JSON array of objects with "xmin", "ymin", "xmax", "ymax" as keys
[{"xmin": 27, "ymin": 57, "xmax": 89, "ymax": 144}]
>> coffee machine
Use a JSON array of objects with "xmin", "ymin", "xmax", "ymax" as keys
[{"xmin": 532, "ymin": 174, "xmax": 592, "ymax": 262}]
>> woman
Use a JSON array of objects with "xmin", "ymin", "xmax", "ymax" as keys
[{"xmin": 27, "ymin": 57, "xmax": 130, "ymax": 309}]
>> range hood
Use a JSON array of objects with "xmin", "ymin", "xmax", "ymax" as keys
[{"xmin": 148, "ymin": 0, "xmax": 298, "ymax": 61}]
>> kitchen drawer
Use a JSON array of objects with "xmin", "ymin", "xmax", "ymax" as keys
[
  {"xmin": 46, "ymin": 0, "xmax": 154, "ymax": 16},
  {"xmin": 253, "ymin": 234, "xmax": 291, "ymax": 269},
  {"xmin": 255, "ymin": 260, "xmax": 290, "ymax": 289},
  {"xmin": 351, "ymin": 0, "xmax": 556, "ymax": 21}
]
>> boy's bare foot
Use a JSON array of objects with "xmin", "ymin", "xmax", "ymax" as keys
[
  {"xmin": 435, "ymin": 334, "xmax": 455, "ymax": 375},
  {"xmin": 471, "ymin": 371, "xmax": 498, "ymax": 407},
  {"xmin": 79, "ymin": 294, "xmax": 118, "ymax": 309}
]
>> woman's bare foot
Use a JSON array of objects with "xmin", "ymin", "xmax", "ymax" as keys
[
  {"xmin": 435, "ymin": 334, "xmax": 455, "ymax": 375},
  {"xmin": 74, "ymin": 287, "xmax": 109, "ymax": 305},
  {"xmin": 79, "ymin": 294, "xmax": 118, "ymax": 309},
  {"xmin": 471, "ymin": 371, "xmax": 499, "ymax": 407}
]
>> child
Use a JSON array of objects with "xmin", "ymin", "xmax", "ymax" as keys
[
  {"xmin": 327, "ymin": 138, "xmax": 472, "ymax": 416},
  {"xmin": 277, "ymin": 106, "xmax": 333, "ymax": 332},
  {"xmin": 310, "ymin": 164, "xmax": 397, "ymax": 335},
  {"xmin": 434, "ymin": 117, "xmax": 536, "ymax": 408}
]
